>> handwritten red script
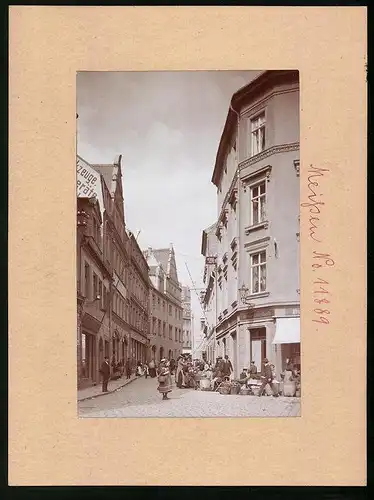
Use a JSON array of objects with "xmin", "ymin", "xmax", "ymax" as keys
[{"xmin": 301, "ymin": 165, "xmax": 335, "ymax": 325}]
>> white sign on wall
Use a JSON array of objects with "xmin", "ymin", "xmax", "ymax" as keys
[
  {"xmin": 76, "ymin": 156, "xmax": 104, "ymax": 218},
  {"xmin": 77, "ymin": 156, "xmax": 101, "ymax": 198}
]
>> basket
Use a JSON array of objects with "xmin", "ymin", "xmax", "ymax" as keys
[
  {"xmin": 283, "ymin": 381, "xmax": 296, "ymax": 397},
  {"xmin": 200, "ymin": 378, "xmax": 211, "ymax": 391},
  {"xmin": 230, "ymin": 382, "xmax": 241, "ymax": 395},
  {"xmin": 251, "ymin": 386, "xmax": 261, "ymax": 396},
  {"xmin": 239, "ymin": 387, "xmax": 251, "ymax": 396},
  {"xmin": 218, "ymin": 382, "xmax": 231, "ymax": 395}
]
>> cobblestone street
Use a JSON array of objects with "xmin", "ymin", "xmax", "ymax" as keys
[{"xmin": 78, "ymin": 376, "xmax": 301, "ymax": 418}]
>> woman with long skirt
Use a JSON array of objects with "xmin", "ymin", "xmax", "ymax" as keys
[{"xmin": 157, "ymin": 359, "xmax": 172, "ymax": 400}]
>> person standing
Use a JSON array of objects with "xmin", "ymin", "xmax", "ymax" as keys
[
  {"xmin": 175, "ymin": 355, "xmax": 185, "ymax": 388},
  {"xmin": 170, "ymin": 358, "xmax": 176, "ymax": 375},
  {"xmin": 258, "ymin": 358, "xmax": 279, "ymax": 397},
  {"xmin": 143, "ymin": 362, "xmax": 149, "ymax": 379},
  {"xmin": 126, "ymin": 358, "xmax": 132, "ymax": 379},
  {"xmin": 99, "ymin": 357, "xmax": 110, "ymax": 393},
  {"xmin": 249, "ymin": 361, "xmax": 258, "ymax": 377},
  {"xmin": 136, "ymin": 360, "xmax": 143, "ymax": 377},
  {"xmin": 157, "ymin": 358, "xmax": 172, "ymax": 400},
  {"xmin": 223, "ymin": 355, "xmax": 233, "ymax": 379},
  {"xmin": 148, "ymin": 358, "xmax": 156, "ymax": 378}
]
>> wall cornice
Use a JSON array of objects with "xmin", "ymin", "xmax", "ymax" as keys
[{"xmin": 239, "ymin": 142, "xmax": 300, "ymax": 171}]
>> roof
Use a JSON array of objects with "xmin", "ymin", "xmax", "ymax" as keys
[
  {"xmin": 211, "ymin": 70, "xmax": 299, "ymax": 187},
  {"xmin": 201, "ymin": 222, "xmax": 217, "ymax": 256},
  {"xmin": 91, "ymin": 155, "xmax": 122, "ymax": 195},
  {"xmin": 152, "ymin": 248, "xmax": 170, "ymax": 274},
  {"xmin": 148, "ymin": 265, "xmax": 158, "ymax": 276}
]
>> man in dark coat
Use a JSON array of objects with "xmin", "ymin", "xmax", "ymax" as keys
[
  {"xmin": 126, "ymin": 358, "xmax": 132, "ymax": 379},
  {"xmin": 258, "ymin": 358, "xmax": 279, "ymax": 397},
  {"xmin": 249, "ymin": 361, "xmax": 258, "ymax": 378},
  {"xmin": 100, "ymin": 357, "xmax": 110, "ymax": 392},
  {"xmin": 222, "ymin": 355, "xmax": 233, "ymax": 379}
]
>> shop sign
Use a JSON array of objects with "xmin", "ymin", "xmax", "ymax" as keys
[{"xmin": 77, "ymin": 156, "xmax": 100, "ymax": 199}]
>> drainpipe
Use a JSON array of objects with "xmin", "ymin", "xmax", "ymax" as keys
[{"xmin": 229, "ymin": 100, "xmax": 241, "ymax": 378}]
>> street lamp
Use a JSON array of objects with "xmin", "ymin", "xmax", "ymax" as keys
[
  {"xmin": 239, "ymin": 283, "xmax": 255, "ymax": 307},
  {"xmin": 85, "ymin": 295, "xmax": 101, "ymax": 305}
]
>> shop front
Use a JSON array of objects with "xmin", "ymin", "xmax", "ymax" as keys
[
  {"xmin": 272, "ymin": 317, "xmax": 301, "ymax": 371},
  {"xmin": 79, "ymin": 311, "xmax": 103, "ymax": 388},
  {"xmin": 130, "ymin": 331, "xmax": 147, "ymax": 367}
]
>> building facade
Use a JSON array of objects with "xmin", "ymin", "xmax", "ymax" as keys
[
  {"xmin": 202, "ymin": 70, "xmax": 300, "ymax": 378},
  {"xmin": 128, "ymin": 232, "xmax": 150, "ymax": 366},
  {"xmin": 181, "ymin": 286, "xmax": 193, "ymax": 355},
  {"xmin": 77, "ymin": 154, "xmax": 150, "ymax": 389},
  {"xmin": 77, "ymin": 195, "xmax": 112, "ymax": 389},
  {"xmin": 144, "ymin": 246, "xmax": 183, "ymax": 362},
  {"xmin": 200, "ymin": 223, "xmax": 218, "ymax": 363}
]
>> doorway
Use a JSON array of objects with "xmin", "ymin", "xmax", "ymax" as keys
[{"xmin": 250, "ymin": 328, "xmax": 266, "ymax": 374}]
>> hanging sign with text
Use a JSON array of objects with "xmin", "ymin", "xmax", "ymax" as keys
[{"xmin": 76, "ymin": 155, "xmax": 104, "ymax": 218}]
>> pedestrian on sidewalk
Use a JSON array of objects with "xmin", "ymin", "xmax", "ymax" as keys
[
  {"xmin": 136, "ymin": 361, "xmax": 143, "ymax": 377},
  {"xmin": 99, "ymin": 357, "xmax": 110, "ymax": 393},
  {"xmin": 258, "ymin": 358, "xmax": 279, "ymax": 397},
  {"xmin": 126, "ymin": 358, "xmax": 132, "ymax": 379},
  {"xmin": 148, "ymin": 358, "xmax": 156, "ymax": 378},
  {"xmin": 143, "ymin": 363, "xmax": 149, "ymax": 379},
  {"xmin": 157, "ymin": 358, "xmax": 172, "ymax": 400}
]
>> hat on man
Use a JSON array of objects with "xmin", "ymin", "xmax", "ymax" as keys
[{"xmin": 263, "ymin": 358, "xmax": 269, "ymax": 363}]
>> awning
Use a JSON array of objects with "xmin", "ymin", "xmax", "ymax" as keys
[{"xmin": 272, "ymin": 317, "xmax": 300, "ymax": 344}]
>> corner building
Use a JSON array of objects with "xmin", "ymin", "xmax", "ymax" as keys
[{"xmin": 208, "ymin": 70, "xmax": 300, "ymax": 378}]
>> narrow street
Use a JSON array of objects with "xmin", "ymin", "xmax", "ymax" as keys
[{"xmin": 78, "ymin": 376, "xmax": 301, "ymax": 418}]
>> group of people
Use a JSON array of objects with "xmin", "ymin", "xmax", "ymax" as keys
[
  {"xmin": 100, "ymin": 353, "xmax": 300, "ymax": 399},
  {"xmin": 237, "ymin": 357, "xmax": 301, "ymax": 397},
  {"xmin": 99, "ymin": 357, "xmax": 152, "ymax": 393}
]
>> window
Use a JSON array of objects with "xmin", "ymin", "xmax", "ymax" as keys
[
  {"xmin": 175, "ymin": 327, "xmax": 178, "ymax": 341},
  {"xmin": 169, "ymin": 305, "xmax": 172, "ymax": 316},
  {"xmin": 84, "ymin": 262, "xmax": 90, "ymax": 298},
  {"xmin": 102, "ymin": 286, "xmax": 107, "ymax": 310},
  {"xmin": 250, "ymin": 181, "xmax": 266, "ymax": 225},
  {"xmin": 93, "ymin": 273, "xmax": 98, "ymax": 299},
  {"xmin": 163, "ymin": 322, "xmax": 166, "ymax": 337},
  {"xmin": 169, "ymin": 325, "xmax": 172, "ymax": 339},
  {"xmin": 250, "ymin": 251, "xmax": 267, "ymax": 294},
  {"xmin": 250, "ymin": 112, "xmax": 266, "ymax": 156},
  {"xmin": 158, "ymin": 319, "xmax": 161, "ymax": 336},
  {"xmin": 98, "ymin": 279, "xmax": 103, "ymax": 308}
]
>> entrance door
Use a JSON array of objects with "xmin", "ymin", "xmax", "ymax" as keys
[
  {"xmin": 250, "ymin": 328, "xmax": 266, "ymax": 373},
  {"xmin": 251, "ymin": 340, "xmax": 262, "ymax": 374},
  {"xmin": 231, "ymin": 332, "xmax": 237, "ymax": 377}
]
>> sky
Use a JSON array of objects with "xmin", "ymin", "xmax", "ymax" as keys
[{"xmin": 77, "ymin": 70, "xmax": 260, "ymax": 347}]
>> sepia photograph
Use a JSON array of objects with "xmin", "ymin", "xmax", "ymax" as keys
[{"xmin": 76, "ymin": 69, "xmax": 301, "ymax": 418}]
